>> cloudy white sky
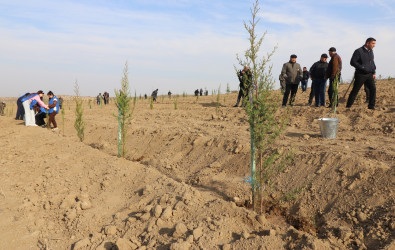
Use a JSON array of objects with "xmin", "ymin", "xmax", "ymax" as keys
[{"xmin": 0, "ymin": 0, "xmax": 394, "ymax": 97}]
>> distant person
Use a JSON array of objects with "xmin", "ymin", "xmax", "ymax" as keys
[
  {"xmin": 0, "ymin": 102, "xmax": 6, "ymax": 116},
  {"xmin": 309, "ymin": 54, "xmax": 329, "ymax": 107},
  {"xmin": 301, "ymin": 67, "xmax": 310, "ymax": 92},
  {"xmin": 347, "ymin": 37, "xmax": 377, "ymax": 110},
  {"xmin": 15, "ymin": 92, "xmax": 30, "ymax": 120},
  {"xmin": 58, "ymin": 96, "xmax": 63, "ymax": 109},
  {"xmin": 205, "ymin": 90, "xmax": 208, "ymax": 96},
  {"xmin": 103, "ymin": 92, "xmax": 109, "ymax": 105},
  {"xmin": 194, "ymin": 89, "xmax": 199, "ymax": 96},
  {"xmin": 326, "ymin": 47, "xmax": 342, "ymax": 107},
  {"xmin": 144, "ymin": 94, "xmax": 147, "ymax": 99},
  {"xmin": 21, "ymin": 90, "xmax": 48, "ymax": 126},
  {"xmin": 152, "ymin": 89, "xmax": 158, "ymax": 102},
  {"xmin": 103, "ymin": 92, "xmax": 107, "ymax": 104},
  {"xmin": 47, "ymin": 91, "xmax": 59, "ymax": 131},
  {"xmin": 97, "ymin": 93, "xmax": 102, "ymax": 105},
  {"xmin": 234, "ymin": 66, "xmax": 252, "ymax": 107},
  {"xmin": 200, "ymin": 88, "xmax": 203, "ymax": 96},
  {"xmin": 168, "ymin": 91, "xmax": 172, "ymax": 98},
  {"xmin": 281, "ymin": 54, "xmax": 302, "ymax": 106}
]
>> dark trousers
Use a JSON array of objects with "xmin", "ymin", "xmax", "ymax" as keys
[
  {"xmin": 49, "ymin": 112, "xmax": 57, "ymax": 128},
  {"xmin": 313, "ymin": 79, "xmax": 327, "ymax": 107},
  {"xmin": 282, "ymin": 83, "xmax": 298, "ymax": 106},
  {"xmin": 15, "ymin": 99, "xmax": 24, "ymax": 120},
  {"xmin": 235, "ymin": 88, "xmax": 248, "ymax": 106},
  {"xmin": 346, "ymin": 73, "xmax": 376, "ymax": 109},
  {"xmin": 35, "ymin": 112, "xmax": 46, "ymax": 126},
  {"xmin": 328, "ymin": 75, "xmax": 340, "ymax": 106},
  {"xmin": 301, "ymin": 80, "xmax": 308, "ymax": 92},
  {"xmin": 364, "ymin": 84, "xmax": 370, "ymax": 102},
  {"xmin": 308, "ymin": 83, "xmax": 314, "ymax": 104}
]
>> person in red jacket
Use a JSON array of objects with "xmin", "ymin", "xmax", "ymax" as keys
[{"xmin": 326, "ymin": 47, "xmax": 342, "ymax": 108}]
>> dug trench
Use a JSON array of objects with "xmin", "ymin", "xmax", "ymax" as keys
[
  {"xmin": 80, "ymin": 80, "xmax": 394, "ymax": 249},
  {"xmin": 85, "ymin": 121, "xmax": 394, "ymax": 249}
]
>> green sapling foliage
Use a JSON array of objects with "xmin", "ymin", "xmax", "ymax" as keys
[
  {"xmin": 236, "ymin": 0, "xmax": 292, "ymax": 213},
  {"xmin": 114, "ymin": 61, "xmax": 135, "ymax": 158}
]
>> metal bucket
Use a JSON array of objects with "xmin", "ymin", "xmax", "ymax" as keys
[{"xmin": 318, "ymin": 118, "xmax": 339, "ymax": 139}]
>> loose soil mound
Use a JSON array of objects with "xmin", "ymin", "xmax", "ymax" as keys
[{"xmin": 0, "ymin": 79, "xmax": 393, "ymax": 249}]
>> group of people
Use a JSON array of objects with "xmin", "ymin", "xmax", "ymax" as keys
[
  {"xmin": 280, "ymin": 37, "xmax": 377, "ymax": 110},
  {"xmin": 15, "ymin": 91, "xmax": 62, "ymax": 130},
  {"xmin": 97, "ymin": 92, "xmax": 110, "ymax": 105},
  {"xmin": 194, "ymin": 88, "xmax": 209, "ymax": 97},
  {"xmin": 234, "ymin": 38, "xmax": 377, "ymax": 110}
]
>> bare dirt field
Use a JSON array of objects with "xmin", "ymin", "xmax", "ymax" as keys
[{"xmin": 0, "ymin": 79, "xmax": 394, "ymax": 250}]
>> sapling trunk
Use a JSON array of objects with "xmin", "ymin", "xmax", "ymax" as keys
[
  {"xmin": 331, "ymin": 74, "xmax": 340, "ymax": 115},
  {"xmin": 174, "ymin": 97, "xmax": 178, "ymax": 110},
  {"xmin": 61, "ymin": 107, "xmax": 65, "ymax": 136},
  {"xmin": 216, "ymin": 85, "xmax": 221, "ymax": 114},
  {"xmin": 74, "ymin": 81, "xmax": 85, "ymax": 142}
]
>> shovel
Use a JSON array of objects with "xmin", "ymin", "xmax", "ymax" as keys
[{"xmin": 339, "ymin": 76, "xmax": 355, "ymax": 103}]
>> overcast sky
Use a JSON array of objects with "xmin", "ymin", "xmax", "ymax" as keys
[{"xmin": 0, "ymin": 0, "xmax": 394, "ymax": 97}]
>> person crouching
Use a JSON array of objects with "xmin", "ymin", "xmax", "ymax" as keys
[
  {"xmin": 31, "ymin": 99, "xmax": 47, "ymax": 126},
  {"xmin": 47, "ymin": 91, "xmax": 59, "ymax": 131}
]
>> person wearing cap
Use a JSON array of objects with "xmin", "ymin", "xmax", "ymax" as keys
[
  {"xmin": 309, "ymin": 54, "xmax": 329, "ymax": 107},
  {"xmin": 281, "ymin": 54, "xmax": 302, "ymax": 106},
  {"xmin": 326, "ymin": 47, "xmax": 342, "ymax": 108},
  {"xmin": 234, "ymin": 66, "xmax": 252, "ymax": 107},
  {"xmin": 347, "ymin": 37, "xmax": 377, "ymax": 110}
]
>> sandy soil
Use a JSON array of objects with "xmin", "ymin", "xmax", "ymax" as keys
[{"xmin": 0, "ymin": 79, "xmax": 394, "ymax": 250}]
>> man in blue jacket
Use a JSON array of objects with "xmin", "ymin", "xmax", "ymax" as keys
[{"xmin": 347, "ymin": 38, "xmax": 377, "ymax": 110}]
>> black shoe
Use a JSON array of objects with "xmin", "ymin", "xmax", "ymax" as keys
[
  {"xmin": 368, "ymin": 107, "xmax": 375, "ymax": 110},
  {"xmin": 233, "ymin": 104, "xmax": 238, "ymax": 107}
]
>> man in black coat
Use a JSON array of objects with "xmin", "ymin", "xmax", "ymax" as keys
[
  {"xmin": 347, "ymin": 37, "xmax": 377, "ymax": 109},
  {"xmin": 309, "ymin": 54, "xmax": 329, "ymax": 107}
]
